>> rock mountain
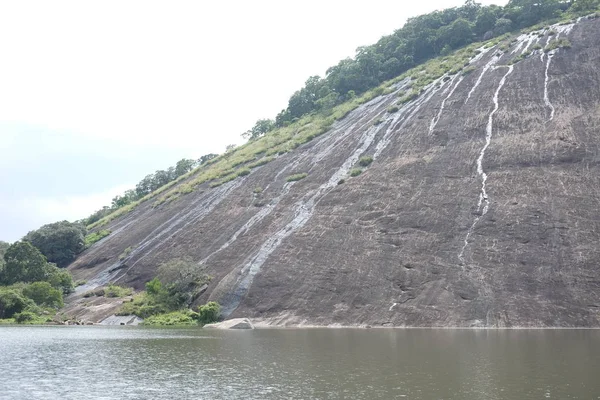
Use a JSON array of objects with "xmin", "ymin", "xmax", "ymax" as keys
[{"xmin": 67, "ymin": 17, "xmax": 600, "ymax": 327}]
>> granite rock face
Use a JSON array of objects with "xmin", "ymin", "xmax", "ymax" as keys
[{"xmin": 68, "ymin": 18, "xmax": 600, "ymax": 327}]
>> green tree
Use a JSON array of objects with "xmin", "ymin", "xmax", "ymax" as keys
[
  {"xmin": 111, "ymin": 189, "xmax": 136, "ymax": 208},
  {"xmin": 242, "ymin": 119, "xmax": 275, "ymax": 141},
  {"xmin": 494, "ymin": 18, "xmax": 513, "ymax": 35},
  {"xmin": 23, "ymin": 221, "xmax": 86, "ymax": 268},
  {"xmin": 146, "ymin": 277, "xmax": 163, "ymax": 296},
  {"xmin": 570, "ymin": 0, "xmax": 600, "ymax": 11},
  {"xmin": 47, "ymin": 266, "xmax": 74, "ymax": 294},
  {"xmin": 23, "ymin": 282, "xmax": 64, "ymax": 308},
  {"xmin": 0, "ymin": 288, "xmax": 30, "ymax": 319},
  {"xmin": 198, "ymin": 153, "xmax": 218, "ymax": 165},
  {"xmin": 0, "ymin": 241, "xmax": 9, "ymax": 275},
  {"xmin": 175, "ymin": 159, "xmax": 197, "ymax": 176},
  {"xmin": 1, "ymin": 242, "xmax": 50, "ymax": 285}
]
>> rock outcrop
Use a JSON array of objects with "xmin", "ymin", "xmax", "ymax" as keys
[
  {"xmin": 204, "ymin": 318, "xmax": 254, "ymax": 330},
  {"xmin": 68, "ymin": 17, "xmax": 600, "ymax": 327}
]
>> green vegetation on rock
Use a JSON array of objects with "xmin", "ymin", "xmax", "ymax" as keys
[
  {"xmin": 358, "ymin": 156, "xmax": 373, "ymax": 167},
  {"xmin": 350, "ymin": 168, "xmax": 363, "ymax": 177},
  {"xmin": 84, "ymin": 229, "xmax": 111, "ymax": 247},
  {"xmin": 0, "ymin": 241, "xmax": 74, "ymax": 324},
  {"xmin": 286, "ymin": 173, "xmax": 308, "ymax": 182},
  {"xmin": 143, "ymin": 310, "xmax": 199, "ymax": 326},
  {"xmin": 545, "ymin": 38, "xmax": 572, "ymax": 52}
]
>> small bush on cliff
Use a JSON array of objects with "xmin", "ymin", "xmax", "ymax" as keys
[
  {"xmin": 358, "ymin": 156, "xmax": 373, "ymax": 167},
  {"xmin": 349, "ymin": 168, "xmax": 363, "ymax": 177}
]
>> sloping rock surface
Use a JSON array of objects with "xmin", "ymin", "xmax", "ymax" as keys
[{"xmin": 69, "ymin": 18, "xmax": 600, "ymax": 327}]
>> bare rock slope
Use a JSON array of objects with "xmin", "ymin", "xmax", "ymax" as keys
[{"xmin": 69, "ymin": 18, "xmax": 600, "ymax": 327}]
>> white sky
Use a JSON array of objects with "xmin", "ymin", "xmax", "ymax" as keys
[{"xmin": 0, "ymin": 0, "xmax": 507, "ymax": 242}]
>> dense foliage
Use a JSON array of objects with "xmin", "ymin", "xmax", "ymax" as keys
[
  {"xmin": 0, "ymin": 242, "xmax": 74, "ymax": 322},
  {"xmin": 0, "ymin": 241, "xmax": 9, "ymax": 273},
  {"xmin": 0, "ymin": 242, "xmax": 74, "ymax": 292},
  {"xmin": 23, "ymin": 221, "xmax": 86, "ymax": 268}
]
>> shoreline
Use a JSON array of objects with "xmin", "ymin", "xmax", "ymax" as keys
[{"xmin": 2, "ymin": 320, "xmax": 600, "ymax": 330}]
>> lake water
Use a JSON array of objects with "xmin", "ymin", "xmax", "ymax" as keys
[{"xmin": 0, "ymin": 326, "xmax": 599, "ymax": 399}]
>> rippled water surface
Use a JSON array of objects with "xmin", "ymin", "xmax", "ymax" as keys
[{"xmin": 0, "ymin": 326, "xmax": 599, "ymax": 399}]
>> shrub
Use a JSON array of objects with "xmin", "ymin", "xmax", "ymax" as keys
[
  {"xmin": 0, "ymin": 288, "xmax": 30, "ymax": 318},
  {"xmin": 143, "ymin": 310, "xmax": 197, "ymax": 326},
  {"xmin": 387, "ymin": 106, "xmax": 399, "ymax": 113},
  {"xmin": 145, "ymin": 278, "xmax": 162, "ymax": 296},
  {"xmin": 350, "ymin": 168, "xmax": 363, "ymax": 177},
  {"xmin": 104, "ymin": 284, "xmax": 133, "ymax": 298},
  {"xmin": 358, "ymin": 156, "xmax": 373, "ymax": 167},
  {"xmin": 14, "ymin": 311, "xmax": 36, "ymax": 324},
  {"xmin": 286, "ymin": 173, "xmax": 308, "ymax": 182},
  {"xmin": 197, "ymin": 302, "xmax": 220, "ymax": 324},
  {"xmin": 47, "ymin": 267, "xmax": 74, "ymax": 294},
  {"xmin": 337, "ymin": 179, "xmax": 345, "ymax": 185},
  {"xmin": 23, "ymin": 282, "xmax": 64, "ymax": 308},
  {"xmin": 119, "ymin": 247, "xmax": 133, "ymax": 261},
  {"xmin": 236, "ymin": 168, "xmax": 251, "ymax": 177},
  {"xmin": 117, "ymin": 292, "xmax": 169, "ymax": 318}
]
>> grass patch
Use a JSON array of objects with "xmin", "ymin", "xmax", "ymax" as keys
[
  {"xmin": 398, "ymin": 91, "xmax": 419, "ymax": 104},
  {"xmin": 510, "ymin": 50, "xmax": 532, "ymax": 65},
  {"xmin": 84, "ymin": 229, "xmax": 111, "ymax": 247},
  {"xmin": 119, "ymin": 247, "xmax": 133, "ymax": 261},
  {"xmin": 286, "ymin": 173, "xmax": 308, "ymax": 182},
  {"xmin": 545, "ymin": 38, "xmax": 572, "ymax": 52}
]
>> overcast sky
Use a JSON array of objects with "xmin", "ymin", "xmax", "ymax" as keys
[{"xmin": 0, "ymin": 0, "xmax": 508, "ymax": 242}]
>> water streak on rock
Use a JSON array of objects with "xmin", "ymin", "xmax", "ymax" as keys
[{"xmin": 459, "ymin": 65, "xmax": 514, "ymax": 265}]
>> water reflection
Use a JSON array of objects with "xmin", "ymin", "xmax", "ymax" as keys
[{"xmin": 0, "ymin": 327, "xmax": 598, "ymax": 399}]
